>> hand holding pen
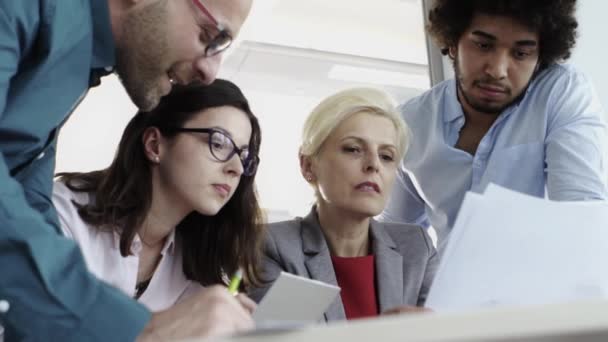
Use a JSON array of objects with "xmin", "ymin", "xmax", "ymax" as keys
[
  {"xmin": 228, "ymin": 269, "xmax": 243, "ymax": 295},
  {"xmin": 228, "ymin": 268, "xmax": 256, "ymax": 314},
  {"xmin": 137, "ymin": 284, "xmax": 256, "ymax": 341}
]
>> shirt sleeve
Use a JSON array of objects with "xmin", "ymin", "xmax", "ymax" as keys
[
  {"xmin": 545, "ymin": 67, "xmax": 608, "ymax": 201},
  {"xmin": 378, "ymin": 165, "xmax": 430, "ymax": 227},
  {"xmin": 0, "ymin": 2, "xmax": 150, "ymax": 341},
  {"xmin": 0, "ymin": 1, "xmax": 24, "ymax": 117}
]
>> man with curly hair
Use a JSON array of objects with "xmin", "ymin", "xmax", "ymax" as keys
[{"xmin": 381, "ymin": 0, "xmax": 607, "ymax": 249}]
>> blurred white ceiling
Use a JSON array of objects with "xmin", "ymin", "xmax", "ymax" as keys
[
  {"xmin": 220, "ymin": 0, "xmax": 430, "ymax": 102},
  {"xmin": 242, "ymin": 0, "xmax": 427, "ymax": 64}
]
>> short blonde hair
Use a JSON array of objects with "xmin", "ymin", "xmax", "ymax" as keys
[{"xmin": 300, "ymin": 87, "xmax": 411, "ymax": 160}]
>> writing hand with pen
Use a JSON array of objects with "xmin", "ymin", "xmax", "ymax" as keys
[{"xmin": 137, "ymin": 269, "xmax": 257, "ymax": 342}]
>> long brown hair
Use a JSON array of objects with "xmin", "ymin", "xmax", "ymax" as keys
[{"xmin": 57, "ymin": 80, "xmax": 265, "ymax": 287}]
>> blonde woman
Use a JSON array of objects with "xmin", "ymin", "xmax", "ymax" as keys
[{"xmin": 249, "ymin": 88, "xmax": 437, "ymax": 321}]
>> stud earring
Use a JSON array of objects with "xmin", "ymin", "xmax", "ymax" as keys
[{"xmin": 154, "ymin": 156, "xmax": 160, "ymax": 163}]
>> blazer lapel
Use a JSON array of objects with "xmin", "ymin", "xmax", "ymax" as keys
[
  {"xmin": 371, "ymin": 220, "xmax": 404, "ymax": 313},
  {"xmin": 301, "ymin": 208, "xmax": 346, "ymax": 321}
]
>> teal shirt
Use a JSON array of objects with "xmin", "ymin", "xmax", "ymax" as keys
[{"xmin": 0, "ymin": 0, "xmax": 150, "ymax": 340}]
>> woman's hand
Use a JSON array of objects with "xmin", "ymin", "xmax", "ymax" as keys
[{"xmin": 137, "ymin": 285, "xmax": 255, "ymax": 342}]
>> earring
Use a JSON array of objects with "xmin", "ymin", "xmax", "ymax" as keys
[
  {"xmin": 154, "ymin": 156, "xmax": 160, "ymax": 163},
  {"xmin": 306, "ymin": 174, "xmax": 313, "ymax": 182}
]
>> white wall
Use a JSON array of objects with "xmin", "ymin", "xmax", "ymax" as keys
[
  {"xmin": 244, "ymin": 91, "xmax": 318, "ymax": 218},
  {"xmin": 570, "ymin": 1, "xmax": 608, "ymax": 109},
  {"xmin": 56, "ymin": 76, "xmax": 136, "ymax": 173}
]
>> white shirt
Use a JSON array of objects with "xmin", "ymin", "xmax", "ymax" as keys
[{"xmin": 52, "ymin": 181, "xmax": 203, "ymax": 311}]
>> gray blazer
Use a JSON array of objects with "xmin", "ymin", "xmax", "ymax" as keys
[{"xmin": 249, "ymin": 207, "xmax": 438, "ymax": 321}]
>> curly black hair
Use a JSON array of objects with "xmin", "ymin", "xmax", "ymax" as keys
[{"xmin": 427, "ymin": 0, "xmax": 578, "ymax": 70}]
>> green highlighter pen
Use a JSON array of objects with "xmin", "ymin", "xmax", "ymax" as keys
[{"xmin": 228, "ymin": 268, "xmax": 243, "ymax": 295}]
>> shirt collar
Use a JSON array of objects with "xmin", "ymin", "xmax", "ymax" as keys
[
  {"xmin": 161, "ymin": 230, "xmax": 177, "ymax": 255},
  {"xmin": 90, "ymin": 0, "xmax": 116, "ymax": 71},
  {"xmin": 112, "ymin": 229, "xmax": 177, "ymax": 256},
  {"xmin": 443, "ymin": 79, "xmax": 465, "ymax": 123}
]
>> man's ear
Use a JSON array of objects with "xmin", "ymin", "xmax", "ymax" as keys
[
  {"xmin": 142, "ymin": 127, "xmax": 163, "ymax": 163},
  {"xmin": 448, "ymin": 45, "xmax": 457, "ymax": 60}
]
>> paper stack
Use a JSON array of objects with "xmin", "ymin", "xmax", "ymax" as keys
[{"xmin": 426, "ymin": 184, "xmax": 608, "ymax": 311}]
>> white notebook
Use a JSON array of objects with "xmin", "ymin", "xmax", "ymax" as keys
[{"xmin": 253, "ymin": 272, "xmax": 340, "ymax": 324}]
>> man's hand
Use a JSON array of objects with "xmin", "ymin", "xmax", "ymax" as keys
[{"xmin": 136, "ymin": 285, "xmax": 256, "ymax": 341}]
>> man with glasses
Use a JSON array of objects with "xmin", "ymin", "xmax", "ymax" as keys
[{"xmin": 0, "ymin": 0, "xmax": 254, "ymax": 341}]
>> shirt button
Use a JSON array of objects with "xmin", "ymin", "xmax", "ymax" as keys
[
  {"xmin": 0, "ymin": 300, "xmax": 9, "ymax": 313},
  {"xmin": 36, "ymin": 152, "xmax": 45, "ymax": 160}
]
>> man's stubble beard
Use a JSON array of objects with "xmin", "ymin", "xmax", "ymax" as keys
[
  {"xmin": 453, "ymin": 54, "xmax": 524, "ymax": 116},
  {"xmin": 115, "ymin": 0, "xmax": 171, "ymax": 112}
]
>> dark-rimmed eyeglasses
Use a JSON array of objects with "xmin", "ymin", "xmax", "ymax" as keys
[
  {"xmin": 161, "ymin": 127, "xmax": 259, "ymax": 176},
  {"xmin": 191, "ymin": 0, "xmax": 233, "ymax": 57}
]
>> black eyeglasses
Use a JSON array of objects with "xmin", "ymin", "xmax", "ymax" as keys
[
  {"xmin": 162, "ymin": 127, "xmax": 259, "ymax": 176},
  {"xmin": 191, "ymin": 0, "xmax": 233, "ymax": 57}
]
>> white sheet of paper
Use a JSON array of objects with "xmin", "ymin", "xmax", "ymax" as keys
[
  {"xmin": 427, "ymin": 184, "xmax": 608, "ymax": 312},
  {"xmin": 252, "ymin": 271, "xmax": 340, "ymax": 324}
]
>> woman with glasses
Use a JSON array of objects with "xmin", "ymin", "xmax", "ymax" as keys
[
  {"xmin": 52, "ymin": 80, "xmax": 263, "ymax": 312},
  {"xmin": 249, "ymin": 88, "xmax": 438, "ymax": 321}
]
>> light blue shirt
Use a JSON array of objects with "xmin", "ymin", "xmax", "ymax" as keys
[{"xmin": 380, "ymin": 64, "xmax": 608, "ymax": 246}]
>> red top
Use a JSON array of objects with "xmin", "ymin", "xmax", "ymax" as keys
[{"xmin": 330, "ymin": 254, "xmax": 378, "ymax": 320}]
